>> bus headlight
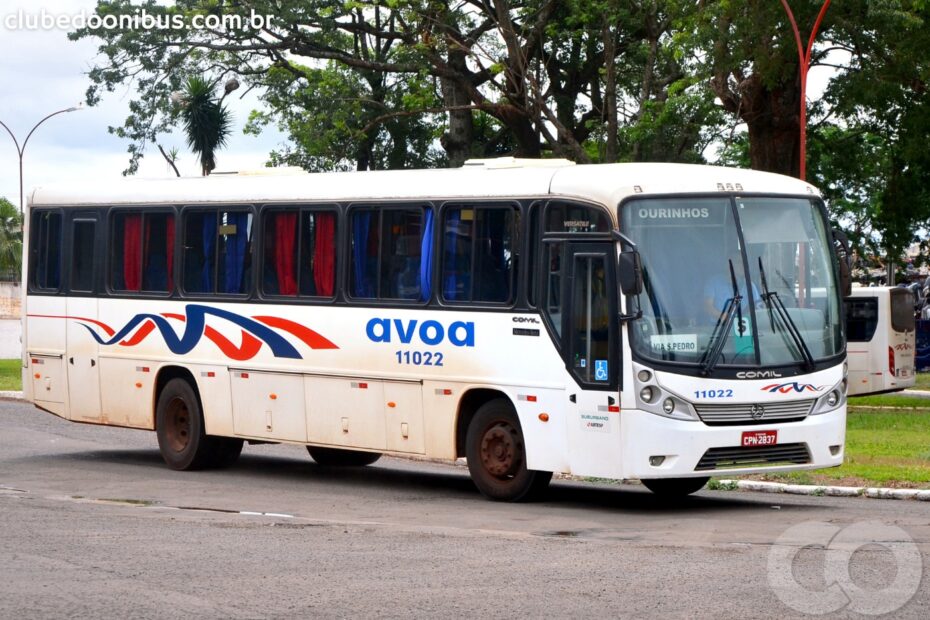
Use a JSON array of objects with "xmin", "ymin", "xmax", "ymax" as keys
[
  {"xmin": 811, "ymin": 381, "xmax": 846, "ymax": 415},
  {"xmin": 662, "ymin": 398, "xmax": 675, "ymax": 414},
  {"xmin": 637, "ymin": 369, "xmax": 652, "ymax": 383},
  {"xmin": 640, "ymin": 386, "xmax": 655, "ymax": 403}
]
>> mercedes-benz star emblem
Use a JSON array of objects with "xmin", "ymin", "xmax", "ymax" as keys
[{"xmin": 750, "ymin": 404, "xmax": 765, "ymax": 420}]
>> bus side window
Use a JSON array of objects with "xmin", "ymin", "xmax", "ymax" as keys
[
  {"xmin": 441, "ymin": 205, "xmax": 516, "ymax": 304},
  {"xmin": 111, "ymin": 212, "xmax": 175, "ymax": 293},
  {"xmin": 527, "ymin": 203, "xmax": 540, "ymax": 307},
  {"xmin": 545, "ymin": 242, "xmax": 563, "ymax": 337},
  {"xmin": 31, "ymin": 210, "xmax": 62, "ymax": 291},
  {"xmin": 262, "ymin": 209, "xmax": 337, "ymax": 298},
  {"xmin": 70, "ymin": 220, "xmax": 96, "ymax": 293},
  {"xmin": 350, "ymin": 206, "xmax": 430, "ymax": 301},
  {"xmin": 845, "ymin": 298, "xmax": 878, "ymax": 342},
  {"xmin": 183, "ymin": 209, "xmax": 252, "ymax": 295}
]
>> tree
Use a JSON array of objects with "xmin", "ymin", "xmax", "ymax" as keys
[
  {"xmin": 808, "ymin": 2, "xmax": 930, "ymax": 274},
  {"xmin": 0, "ymin": 197, "xmax": 22, "ymax": 279},
  {"xmin": 175, "ymin": 76, "xmax": 232, "ymax": 175},
  {"xmin": 71, "ymin": 0, "xmax": 718, "ymax": 172}
]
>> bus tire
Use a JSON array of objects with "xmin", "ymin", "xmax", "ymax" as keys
[
  {"xmin": 641, "ymin": 477, "xmax": 709, "ymax": 497},
  {"xmin": 307, "ymin": 446, "xmax": 382, "ymax": 467},
  {"xmin": 466, "ymin": 399, "xmax": 552, "ymax": 502},
  {"xmin": 155, "ymin": 378, "xmax": 241, "ymax": 470}
]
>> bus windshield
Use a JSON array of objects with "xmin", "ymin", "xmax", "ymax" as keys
[{"xmin": 621, "ymin": 196, "xmax": 843, "ymax": 370}]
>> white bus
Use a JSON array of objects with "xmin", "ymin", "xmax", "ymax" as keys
[
  {"xmin": 22, "ymin": 159, "xmax": 849, "ymax": 501},
  {"xmin": 845, "ymin": 286, "xmax": 916, "ymax": 396}
]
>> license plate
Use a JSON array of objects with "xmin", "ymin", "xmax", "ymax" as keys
[{"xmin": 741, "ymin": 430, "xmax": 778, "ymax": 447}]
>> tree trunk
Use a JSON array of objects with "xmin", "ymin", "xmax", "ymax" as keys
[
  {"xmin": 712, "ymin": 71, "xmax": 801, "ymax": 177},
  {"xmin": 440, "ymin": 49, "xmax": 474, "ymax": 167},
  {"xmin": 602, "ymin": 17, "xmax": 618, "ymax": 163},
  {"xmin": 737, "ymin": 75, "xmax": 800, "ymax": 176}
]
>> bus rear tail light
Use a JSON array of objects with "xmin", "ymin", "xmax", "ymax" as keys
[{"xmin": 888, "ymin": 346, "xmax": 895, "ymax": 376}]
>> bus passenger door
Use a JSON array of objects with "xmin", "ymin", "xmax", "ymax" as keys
[
  {"xmin": 545, "ymin": 242, "xmax": 622, "ymax": 478},
  {"xmin": 65, "ymin": 215, "xmax": 103, "ymax": 423}
]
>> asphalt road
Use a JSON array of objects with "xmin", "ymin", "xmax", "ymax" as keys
[{"xmin": 1, "ymin": 399, "xmax": 928, "ymax": 619}]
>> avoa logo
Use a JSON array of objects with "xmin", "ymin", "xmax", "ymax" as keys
[{"xmin": 366, "ymin": 318, "xmax": 475, "ymax": 347}]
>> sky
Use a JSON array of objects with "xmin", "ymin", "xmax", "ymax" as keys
[{"xmin": 0, "ymin": 0, "xmax": 286, "ymax": 211}]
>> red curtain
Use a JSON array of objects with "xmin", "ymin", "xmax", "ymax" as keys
[
  {"xmin": 314, "ymin": 212, "xmax": 335, "ymax": 296},
  {"xmin": 274, "ymin": 212, "xmax": 298, "ymax": 295},
  {"xmin": 166, "ymin": 215, "xmax": 175, "ymax": 291},
  {"xmin": 123, "ymin": 214, "xmax": 142, "ymax": 291}
]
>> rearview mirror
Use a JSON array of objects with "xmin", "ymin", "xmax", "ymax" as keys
[
  {"xmin": 618, "ymin": 250, "xmax": 643, "ymax": 296},
  {"xmin": 832, "ymin": 228, "xmax": 852, "ymax": 298}
]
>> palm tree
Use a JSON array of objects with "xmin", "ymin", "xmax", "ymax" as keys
[
  {"xmin": 177, "ymin": 76, "xmax": 232, "ymax": 175},
  {"xmin": 0, "ymin": 197, "xmax": 22, "ymax": 280}
]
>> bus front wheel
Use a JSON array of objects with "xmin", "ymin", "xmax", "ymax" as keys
[
  {"xmin": 641, "ymin": 477, "xmax": 709, "ymax": 497},
  {"xmin": 466, "ymin": 399, "xmax": 552, "ymax": 502},
  {"xmin": 307, "ymin": 446, "xmax": 382, "ymax": 467},
  {"xmin": 155, "ymin": 378, "xmax": 242, "ymax": 470}
]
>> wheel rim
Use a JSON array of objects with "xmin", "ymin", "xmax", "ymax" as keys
[
  {"xmin": 479, "ymin": 421, "xmax": 522, "ymax": 478},
  {"xmin": 164, "ymin": 397, "xmax": 191, "ymax": 453}
]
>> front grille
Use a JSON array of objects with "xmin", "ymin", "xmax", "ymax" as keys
[
  {"xmin": 694, "ymin": 399, "xmax": 815, "ymax": 426},
  {"xmin": 695, "ymin": 443, "xmax": 811, "ymax": 471}
]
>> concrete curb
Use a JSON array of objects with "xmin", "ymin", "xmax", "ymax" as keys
[
  {"xmin": 716, "ymin": 479, "xmax": 930, "ymax": 501},
  {"xmin": 0, "ymin": 390, "xmax": 23, "ymax": 400}
]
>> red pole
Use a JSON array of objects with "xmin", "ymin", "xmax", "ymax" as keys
[{"xmin": 779, "ymin": 0, "xmax": 832, "ymax": 181}]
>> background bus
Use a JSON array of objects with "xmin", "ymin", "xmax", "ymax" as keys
[
  {"xmin": 845, "ymin": 286, "xmax": 916, "ymax": 396},
  {"xmin": 22, "ymin": 160, "xmax": 848, "ymax": 501}
]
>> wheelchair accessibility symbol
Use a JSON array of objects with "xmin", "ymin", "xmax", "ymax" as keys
[{"xmin": 594, "ymin": 360, "xmax": 608, "ymax": 381}]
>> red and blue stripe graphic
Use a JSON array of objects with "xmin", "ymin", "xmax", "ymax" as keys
[
  {"xmin": 760, "ymin": 382, "xmax": 826, "ymax": 394},
  {"xmin": 33, "ymin": 304, "xmax": 337, "ymax": 361}
]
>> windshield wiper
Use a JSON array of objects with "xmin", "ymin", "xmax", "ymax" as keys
[
  {"xmin": 757, "ymin": 257, "xmax": 815, "ymax": 371},
  {"xmin": 700, "ymin": 260, "xmax": 742, "ymax": 376}
]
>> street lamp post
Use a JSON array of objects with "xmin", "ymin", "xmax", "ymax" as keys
[
  {"xmin": 0, "ymin": 104, "xmax": 83, "ymax": 216},
  {"xmin": 780, "ymin": 0, "xmax": 832, "ymax": 182}
]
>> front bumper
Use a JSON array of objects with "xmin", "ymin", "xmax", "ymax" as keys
[{"xmin": 620, "ymin": 406, "xmax": 846, "ymax": 479}]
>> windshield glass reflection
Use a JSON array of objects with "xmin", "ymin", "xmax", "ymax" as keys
[{"xmin": 621, "ymin": 196, "xmax": 843, "ymax": 369}]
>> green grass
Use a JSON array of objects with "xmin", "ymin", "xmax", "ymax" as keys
[
  {"xmin": 914, "ymin": 372, "xmax": 930, "ymax": 391},
  {"xmin": 0, "ymin": 359, "xmax": 21, "ymax": 391},
  {"xmin": 735, "ymin": 408, "xmax": 930, "ymax": 488},
  {"xmin": 848, "ymin": 394, "xmax": 930, "ymax": 408}
]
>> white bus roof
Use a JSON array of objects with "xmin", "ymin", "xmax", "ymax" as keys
[{"xmin": 29, "ymin": 161, "xmax": 819, "ymax": 209}]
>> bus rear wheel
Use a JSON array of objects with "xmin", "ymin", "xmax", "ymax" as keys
[
  {"xmin": 466, "ymin": 399, "xmax": 552, "ymax": 502},
  {"xmin": 307, "ymin": 446, "xmax": 382, "ymax": 467},
  {"xmin": 155, "ymin": 378, "xmax": 242, "ymax": 470},
  {"xmin": 641, "ymin": 477, "xmax": 709, "ymax": 497}
]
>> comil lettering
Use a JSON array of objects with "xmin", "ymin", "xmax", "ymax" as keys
[
  {"xmin": 366, "ymin": 318, "xmax": 475, "ymax": 347},
  {"xmin": 637, "ymin": 207, "xmax": 710, "ymax": 219}
]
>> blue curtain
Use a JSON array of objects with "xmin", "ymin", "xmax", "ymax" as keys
[
  {"xmin": 201, "ymin": 212, "xmax": 216, "ymax": 292},
  {"xmin": 223, "ymin": 212, "xmax": 249, "ymax": 293},
  {"xmin": 419, "ymin": 209, "xmax": 434, "ymax": 302},
  {"xmin": 352, "ymin": 211, "xmax": 373, "ymax": 297}
]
